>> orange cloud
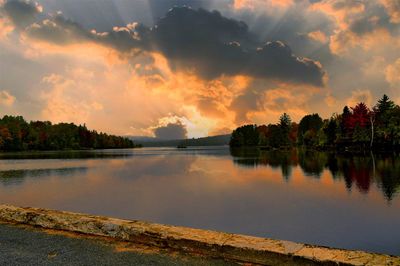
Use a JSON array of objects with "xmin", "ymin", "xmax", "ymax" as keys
[
  {"xmin": 330, "ymin": 28, "xmax": 400, "ymax": 55},
  {"xmin": 308, "ymin": 30, "xmax": 328, "ymax": 43},
  {"xmin": 311, "ymin": 1, "xmax": 400, "ymax": 56},
  {"xmin": 260, "ymin": 87, "xmax": 312, "ymax": 122},
  {"xmin": 0, "ymin": 0, "xmax": 384, "ymax": 137},
  {"xmin": 346, "ymin": 89, "xmax": 373, "ymax": 107},
  {"xmin": 311, "ymin": 0, "xmax": 365, "ymax": 30},
  {"xmin": 230, "ymin": 81, "xmax": 322, "ymax": 126},
  {"xmin": 324, "ymin": 93, "xmax": 337, "ymax": 107},
  {"xmin": 0, "ymin": 90, "xmax": 15, "ymax": 106},
  {"xmin": 24, "ymin": 37, "xmax": 245, "ymax": 137},
  {"xmin": 0, "ymin": 17, "xmax": 13, "ymax": 40},
  {"xmin": 380, "ymin": 0, "xmax": 400, "ymax": 23},
  {"xmin": 385, "ymin": 58, "xmax": 400, "ymax": 86},
  {"xmin": 233, "ymin": 0, "xmax": 294, "ymax": 10}
]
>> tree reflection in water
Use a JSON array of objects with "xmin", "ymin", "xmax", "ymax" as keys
[
  {"xmin": 0, "ymin": 167, "xmax": 88, "ymax": 186},
  {"xmin": 230, "ymin": 148, "xmax": 400, "ymax": 201}
]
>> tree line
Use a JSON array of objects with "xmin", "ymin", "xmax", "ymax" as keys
[
  {"xmin": 230, "ymin": 94, "xmax": 400, "ymax": 151},
  {"xmin": 0, "ymin": 116, "xmax": 136, "ymax": 151}
]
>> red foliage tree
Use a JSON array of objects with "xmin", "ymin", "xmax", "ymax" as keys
[
  {"xmin": 344, "ymin": 102, "xmax": 371, "ymax": 131},
  {"xmin": 257, "ymin": 125, "xmax": 268, "ymax": 136}
]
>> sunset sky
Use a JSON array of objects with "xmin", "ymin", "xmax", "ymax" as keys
[{"xmin": 0, "ymin": 0, "xmax": 399, "ymax": 139}]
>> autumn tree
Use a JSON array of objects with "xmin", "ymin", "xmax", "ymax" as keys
[{"xmin": 0, "ymin": 115, "xmax": 135, "ymax": 151}]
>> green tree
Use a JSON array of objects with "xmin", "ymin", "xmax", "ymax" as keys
[
  {"xmin": 387, "ymin": 106, "xmax": 400, "ymax": 145},
  {"xmin": 375, "ymin": 94, "xmax": 396, "ymax": 144},
  {"xmin": 298, "ymin": 114, "xmax": 323, "ymax": 146},
  {"xmin": 268, "ymin": 124, "xmax": 283, "ymax": 148},
  {"xmin": 230, "ymin": 125, "xmax": 259, "ymax": 147},
  {"xmin": 376, "ymin": 94, "xmax": 395, "ymax": 114},
  {"xmin": 323, "ymin": 117, "xmax": 338, "ymax": 145},
  {"xmin": 352, "ymin": 125, "xmax": 370, "ymax": 143}
]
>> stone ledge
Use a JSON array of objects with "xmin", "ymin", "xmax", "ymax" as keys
[{"xmin": 0, "ymin": 205, "xmax": 398, "ymax": 265}]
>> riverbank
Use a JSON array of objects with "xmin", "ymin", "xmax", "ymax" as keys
[
  {"xmin": 0, "ymin": 223, "xmax": 230, "ymax": 266},
  {"xmin": 0, "ymin": 205, "xmax": 398, "ymax": 265}
]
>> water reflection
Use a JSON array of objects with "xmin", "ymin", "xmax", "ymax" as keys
[
  {"xmin": 0, "ymin": 149, "xmax": 135, "ymax": 160},
  {"xmin": 0, "ymin": 147, "xmax": 399, "ymax": 255},
  {"xmin": 0, "ymin": 167, "xmax": 88, "ymax": 186},
  {"xmin": 230, "ymin": 148, "xmax": 400, "ymax": 201}
]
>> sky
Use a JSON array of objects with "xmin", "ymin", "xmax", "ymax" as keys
[{"xmin": 0, "ymin": 0, "xmax": 399, "ymax": 139}]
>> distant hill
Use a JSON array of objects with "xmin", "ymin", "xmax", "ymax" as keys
[{"xmin": 130, "ymin": 134, "xmax": 231, "ymax": 147}]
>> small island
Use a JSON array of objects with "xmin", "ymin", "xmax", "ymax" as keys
[
  {"xmin": 230, "ymin": 94, "xmax": 400, "ymax": 152},
  {"xmin": 0, "ymin": 116, "xmax": 138, "ymax": 151}
]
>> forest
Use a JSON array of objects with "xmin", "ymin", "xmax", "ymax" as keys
[
  {"xmin": 230, "ymin": 94, "xmax": 400, "ymax": 151},
  {"xmin": 0, "ymin": 116, "xmax": 136, "ymax": 151}
]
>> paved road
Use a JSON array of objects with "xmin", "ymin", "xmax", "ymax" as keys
[{"xmin": 0, "ymin": 223, "xmax": 235, "ymax": 266}]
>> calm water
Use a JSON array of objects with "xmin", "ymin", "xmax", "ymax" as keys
[{"xmin": 0, "ymin": 147, "xmax": 399, "ymax": 255}]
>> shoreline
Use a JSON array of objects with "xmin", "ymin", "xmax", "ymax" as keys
[
  {"xmin": 230, "ymin": 146, "xmax": 400, "ymax": 154},
  {"xmin": 0, "ymin": 205, "xmax": 398, "ymax": 265}
]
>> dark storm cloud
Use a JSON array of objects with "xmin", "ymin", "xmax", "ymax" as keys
[
  {"xmin": 36, "ymin": 0, "xmax": 213, "ymax": 31},
  {"xmin": 151, "ymin": 7, "xmax": 253, "ymax": 79},
  {"xmin": 2, "ymin": 0, "xmax": 42, "ymax": 28},
  {"xmin": 26, "ymin": 14, "xmax": 91, "ymax": 44},
  {"xmin": 148, "ymin": 0, "xmax": 212, "ymax": 21},
  {"xmin": 154, "ymin": 122, "xmax": 188, "ymax": 140},
  {"xmin": 25, "ymin": 12, "xmax": 145, "ymax": 50},
  {"xmin": 152, "ymin": 7, "xmax": 325, "ymax": 86},
  {"xmin": 1, "ymin": 1, "xmax": 326, "ymax": 86},
  {"xmin": 250, "ymin": 41, "xmax": 324, "ymax": 86}
]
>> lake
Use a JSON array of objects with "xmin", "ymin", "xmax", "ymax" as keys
[{"xmin": 0, "ymin": 147, "xmax": 399, "ymax": 256}]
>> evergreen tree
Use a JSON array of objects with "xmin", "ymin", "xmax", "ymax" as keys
[
  {"xmin": 375, "ymin": 94, "xmax": 396, "ymax": 143},
  {"xmin": 341, "ymin": 106, "xmax": 351, "ymax": 138},
  {"xmin": 376, "ymin": 94, "xmax": 395, "ymax": 114},
  {"xmin": 279, "ymin": 113, "xmax": 292, "ymax": 146}
]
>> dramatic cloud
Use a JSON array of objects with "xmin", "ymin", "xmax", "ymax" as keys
[
  {"xmin": 1, "ymin": 0, "xmax": 400, "ymax": 138},
  {"xmin": 381, "ymin": 0, "xmax": 400, "ymax": 23},
  {"xmin": 2, "ymin": 0, "xmax": 42, "ymax": 28},
  {"xmin": 26, "ymin": 15, "xmax": 91, "ymax": 45},
  {"xmin": 154, "ymin": 122, "xmax": 188, "ymax": 140},
  {"xmin": 152, "ymin": 7, "xmax": 325, "ymax": 85},
  {"xmin": 1, "ymin": 2, "xmax": 326, "ymax": 86},
  {"xmin": 312, "ymin": 0, "xmax": 400, "ymax": 54}
]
